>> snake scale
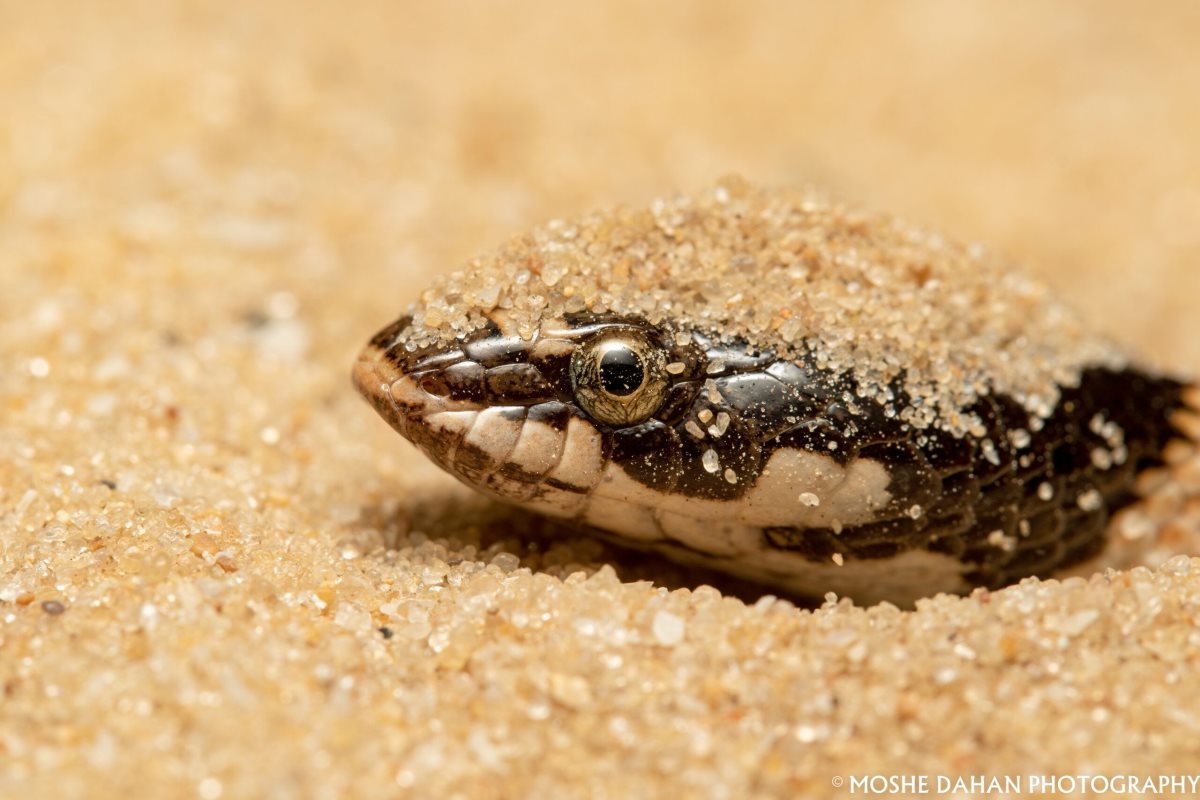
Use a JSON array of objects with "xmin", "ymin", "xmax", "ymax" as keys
[{"xmin": 354, "ymin": 179, "xmax": 1196, "ymax": 604}]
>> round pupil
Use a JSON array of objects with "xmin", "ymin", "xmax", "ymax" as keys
[{"xmin": 598, "ymin": 347, "xmax": 644, "ymax": 396}]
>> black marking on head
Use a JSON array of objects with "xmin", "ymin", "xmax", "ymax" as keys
[
  {"xmin": 453, "ymin": 407, "xmax": 529, "ymax": 485},
  {"xmin": 715, "ymin": 371, "xmax": 825, "ymax": 442},
  {"xmin": 772, "ymin": 417, "xmax": 851, "ymax": 464},
  {"xmin": 411, "ymin": 349, "xmax": 467, "ymax": 372},
  {"xmin": 454, "ymin": 439, "xmax": 497, "ymax": 477},
  {"xmin": 464, "ymin": 335, "xmax": 530, "ymax": 367},
  {"xmin": 543, "ymin": 477, "xmax": 592, "ymax": 495},
  {"xmin": 426, "ymin": 361, "xmax": 486, "ymax": 403},
  {"xmin": 497, "ymin": 406, "xmax": 527, "ymax": 423},
  {"xmin": 369, "ymin": 315, "xmax": 413, "ymax": 349},
  {"xmin": 673, "ymin": 408, "xmax": 763, "ymax": 501},
  {"xmin": 612, "ymin": 421, "xmax": 684, "ymax": 492},
  {"xmin": 764, "ymin": 526, "xmax": 840, "ymax": 559},
  {"xmin": 858, "ymin": 441, "xmax": 942, "ymax": 513},
  {"xmin": 656, "ymin": 382, "xmax": 702, "ymax": 424},
  {"xmin": 485, "ymin": 363, "xmax": 555, "ymax": 405},
  {"xmin": 687, "ymin": 330, "xmax": 774, "ymax": 375},
  {"xmin": 528, "ymin": 345, "xmax": 575, "ymax": 398},
  {"xmin": 527, "ymin": 401, "xmax": 571, "ymax": 432}
]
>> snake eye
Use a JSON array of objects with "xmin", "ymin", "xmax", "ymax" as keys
[
  {"xmin": 598, "ymin": 346, "xmax": 644, "ymax": 396},
  {"xmin": 571, "ymin": 332, "xmax": 670, "ymax": 426}
]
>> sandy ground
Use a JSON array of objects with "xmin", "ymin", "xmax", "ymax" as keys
[{"xmin": 2, "ymin": 2, "xmax": 1200, "ymax": 798}]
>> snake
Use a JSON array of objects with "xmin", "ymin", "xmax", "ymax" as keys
[{"xmin": 353, "ymin": 179, "xmax": 1197, "ymax": 604}]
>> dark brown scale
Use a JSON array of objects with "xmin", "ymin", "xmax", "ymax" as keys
[
  {"xmin": 612, "ymin": 421, "xmax": 685, "ymax": 492},
  {"xmin": 436, "ymin": 361, "xmax": 486, "ymax": 402},
  {"xmin": 672, "ymin": 410, "xmax": 763, "ymax": 501},
  {"xmin": 713, "ymin": 372, "xmax": 817, "ymax": 439},
  {"xmin": 530, "ymin": 346, "xmax": 576, "ymax": 396},
  {"xmin": 463, "ymin": 335, "xmax": 531, "ymax": 367},
  {"xmin": 857, "ymin": 441, "xmax": 942, "ymax": 513},
  {"xmin": 369, "ymin": 314, "xmax": 413, "ymax": 350},
  {"xmin": 656, "ymin": 382, "xmax": 703, "ymax": 422},
  {"xmin": 968, "ymin": 397, "xmax": 1017, "ymax": 486},
  {"xmin": 485, "ymin": 363, "xmax": 554, "ymax": 404},
  {"xmin": 403, "ymin": 347, "xmax": 464, "ymax": 373}
]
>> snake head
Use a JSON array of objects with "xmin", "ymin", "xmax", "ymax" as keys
[{"xmin": 353, "ymin": 312, "xmax": 714, "ymax": 507}]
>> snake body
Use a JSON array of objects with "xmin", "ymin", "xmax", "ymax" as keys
[{"xmin": 354, "ymin": 180, "xmax": 1195, "ymax": 603}]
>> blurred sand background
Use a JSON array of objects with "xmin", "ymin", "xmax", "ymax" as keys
[{"xmin": 3, "ymin": 2, "xmax": 1200, "ymax": 798}]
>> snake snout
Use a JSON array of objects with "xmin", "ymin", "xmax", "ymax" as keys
[{"xmin": 352, "ymin": 350, "xmax": 415, "ymax": 439}]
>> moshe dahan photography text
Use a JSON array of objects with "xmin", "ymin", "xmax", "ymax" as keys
[{"xmin": 845, "ymin": 774, "xmax": 1198, "ymax": 795}]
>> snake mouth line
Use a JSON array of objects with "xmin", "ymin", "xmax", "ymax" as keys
[
  {"xmin": 352, "ymin": 347, "xmax": 418, "ymax": 440},
  {"xmin": 353, "ymin": 349, "xmax": 478, "ymax": 442}
]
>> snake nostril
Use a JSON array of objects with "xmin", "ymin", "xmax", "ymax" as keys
[
  {"xmin": 419, "ymin": 372, "xmax": 452, "ymax": 398},
  {"xmin": 415, "ymin": 361, "xmax": 486, "ymax": 403}
]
